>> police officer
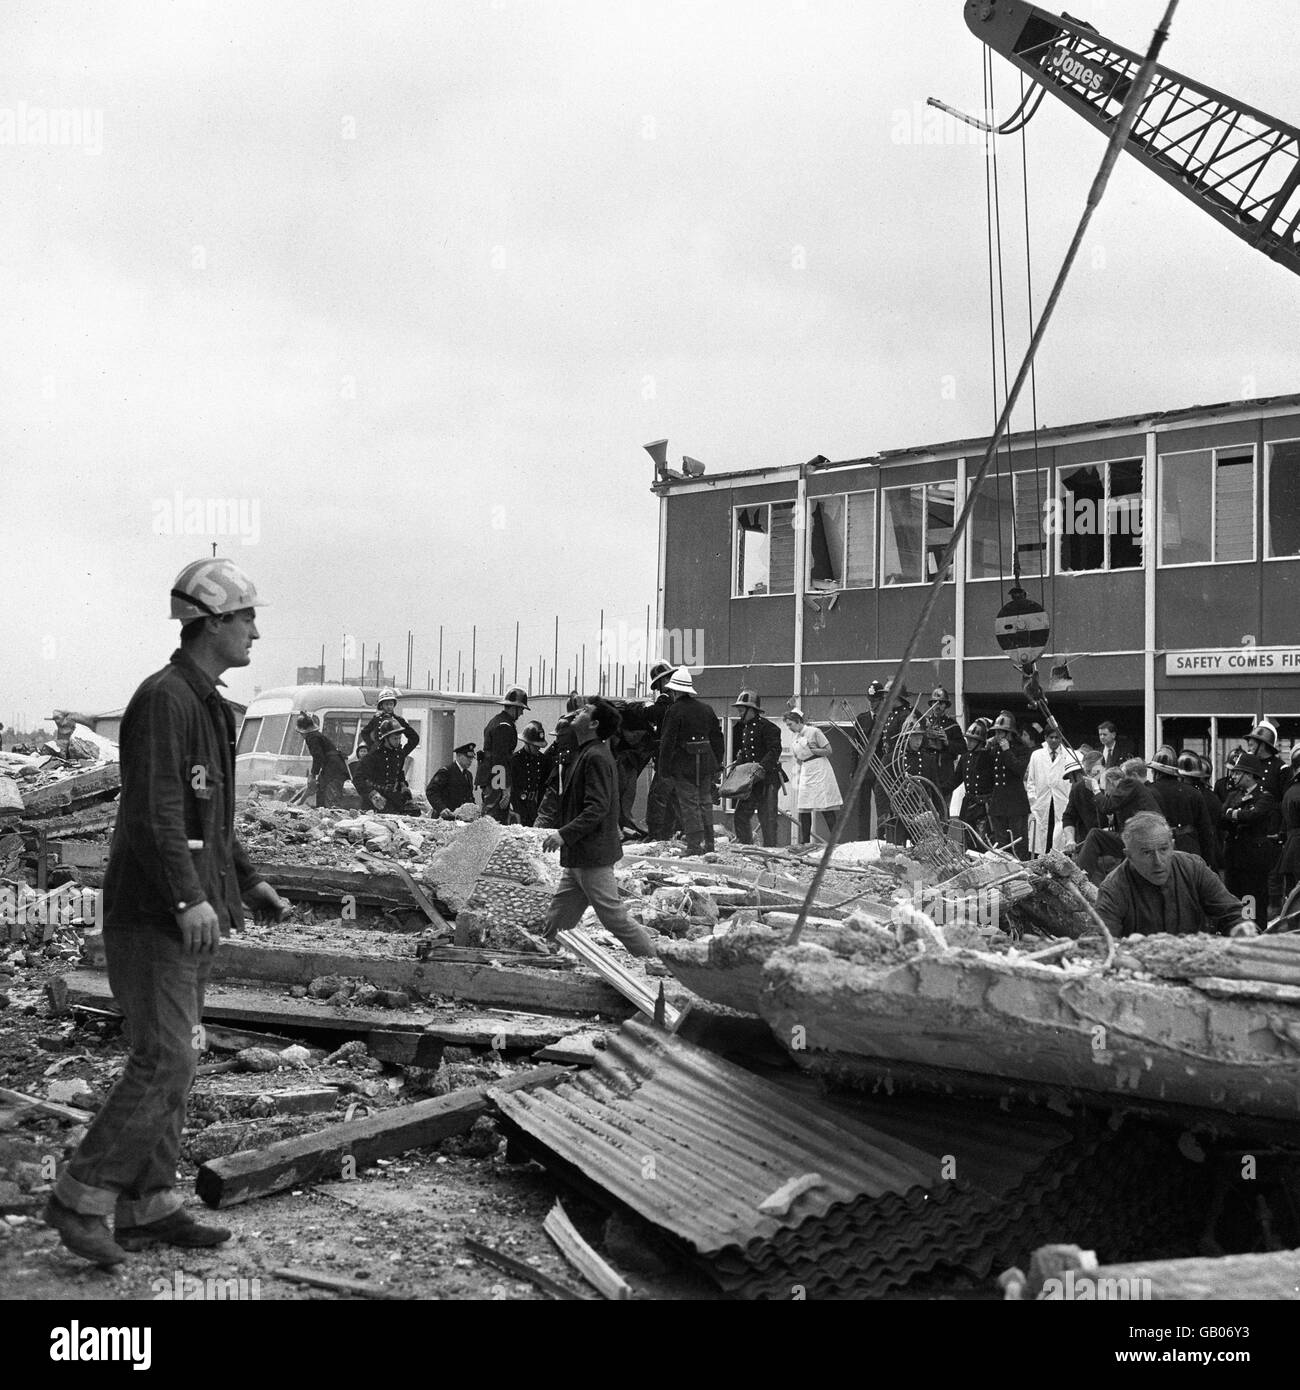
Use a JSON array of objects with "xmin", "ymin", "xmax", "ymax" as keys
[
  {"xmin": 656, "ymin": 667, "xmax": 723, "ymax": 856},
  {"xmin": 1221, "ymin": 752, "xmax": 1281, "ymax": 923},
  {"xmin": 986, "ymin": 710, "xmax": 1031, "ymax": 860},
  {"xmin": 426, "ymin": 743, "xmax": 476, "ymax": 817},
  {"xmin": 729, "ymin": 690, "xmax": 784, "ymax": 846}
]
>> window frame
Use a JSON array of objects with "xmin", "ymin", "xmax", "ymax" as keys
[
  {"xmin": 805, "ymin": 489, "xmax": 878, "ymax": 592},
  {"xmin": 966, "ymin": 467, "xmax": 1052, "ymax": 584},
  {"xmin": 732, "ymin": 499, "xmax": 797, "ymax": 599},
  {"xmin": 1264, "ymin": 435, "xmax": 1300, "ymax": 562},
  {"xmin": 879, "ymin": 479, "xmax": 956, "ymax": 588},
  {"xmin": 1054, "ymin": 456, "xmax": 1145, "ymax": 575},
  {"xmin": 1157, "ymin": 442, "xmax": 1257, "ymax": 568}
]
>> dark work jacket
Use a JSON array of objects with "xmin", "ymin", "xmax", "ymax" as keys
[
  {"xmin": 658, "ymin": 695, "xmax": 724, "ymax": 782},
  {"xmin": 102, "ymin": 649, "xmax": 260, "ymax": 936},
  {"xmin": 1221, "ymin": 786, "xmax": 1282, "ymax": 876},
  {"xmin": 479, "ymin": 711, "xmax": 519, "ymax": 791},
  {"xmin": 511, "ymin": 746, "xmax": 548, "ymax": 805},
  {"xmin": 352, "ymin": 731, "xmax": 417, "ymax": 800},
  {"xmin": 958, "ymin": 746, "xmax": 994, "ymax": 800},
  {"xmin": 1149, "ymin": 775, "xmax": 1217, "ymax": 862},
  {"xmin": 303, "ymin": 730, "xmax": 349, "ymax": 788},
  {"xmin": 1061, "ymin": 779, "xmax": 1099, "ymax": 837},
  {"xmin": 734, "ymin": 715, "xmax": 784, "ymax": 783},
  {"xmin": 1255, "ymin": 750, "xmax": 1285, "ymax": 803},
  {"xmin": 361, "ymin": 711, "xmax": 414, "ymax": 751},
  {"xmin": 1095, "ymin": 851, "xmax": 1244, "ymax": 938},
  {"xmin": 986, "ymin": 740, "xmax": 1030, "ymax": 817},
  {"xmin": 921, "ymin": 713, "xmax": 965, "ymax": 795},
  {"xmin": 556, "ymin": 738, "xmax": 623, "ymax": 869},
  {"xmin": 426, "ymin": 760, "xmax": 474, "ymax": 814},
  {"xmin": 1097, "ymin": 775, "xmax": 1161, "ymax": 832},
  {"xmin": 1276, "ymin": 782, "xmax": 1300, "ymax": 879}
]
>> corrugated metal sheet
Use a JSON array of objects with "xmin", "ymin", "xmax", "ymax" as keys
[
  {"xmin": 494, "ymin": 1017, "xmax": 948, "ymax": 1255},
  {"xmin": 492, "ymin": 1018, "xmax": 1098, "ymax": 1296}
]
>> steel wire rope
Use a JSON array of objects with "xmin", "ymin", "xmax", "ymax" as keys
[{"xmin": 787, "ymin": 1, "xmax": 1182, "ymax": 947}]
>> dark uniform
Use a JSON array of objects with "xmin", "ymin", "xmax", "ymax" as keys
[
  {"xmin": 731, "ymin": 715, "xmax": 784, "ymax": 846},
  {"xmin": 1148, "ymin": 774, "xmax": 1217, "ymax": 863},
  {"xmin": 1222, "ymin": 783, "xmax": 1282, "ymax": 923},
  {"xmin": 479, "ymin": 710, "xmax": 521, "ymax": 823},
  {"xmin": 1276, "ymin": 778, "xmax": 1300, "ymax": 901},
  {"xmin": 657, "ymin": 694, "xmax": 724, "ymax": 854},
  {"xmin": 919, "ymin": 709, "xmax": 966, "ymax": 799},
  {"xmin": 426, "ymin": 760, "xmax": 475, "ymax": 816},
  {"xmin": 872, "ymin": 702, "xmax": 910, "ymax": 845},
  {"xmin": 853, "ymin": 707, "xmax": 880, "ymax": 838},
  {"xmin": 351, "ymin": 725, "xmax": 419, "ymax": 814},
  {"xmin": 956, "ymin": 744, "xmax": 994, "ymax": 845},
  {"xmin": 986, "ymin": 737, "xmax": 1031, "ymax": 859},
  {"xmin": 642, "ymin": 693, "xmax": 679, "ymax": 840},
  {"xmin": 510, "ymin": 743, "xmax": 548, "ymax": 827},
  {"xmin": 302, "ymin": 729, "xmax": 349, "ymax": 808}
]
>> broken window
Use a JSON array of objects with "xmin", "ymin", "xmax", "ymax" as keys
[
  {"xmin": 881, "ymin": 482, "xmax": 955, "ymax": 586},
  {"xmin": 1267, "ymin": 439, "xmax": 1300, "ymax": 558},
  {"xmin": 734, "ymin": 501, "xmax": 796, "ymax": 596},
  {"xmin": 806, "ymin": 490, "xmax": 877, "ymax": 590},
  {"xmin": 1160, "ymin": 447, "xmax": 1254, "ymax": 565},
  {"xmin": 1057, "ymin": 459, "xmax": 1143, "ymax": 572},
  {"xmin": 968, "ymin": 469, "xmax": 1050, "ymax": 580}
]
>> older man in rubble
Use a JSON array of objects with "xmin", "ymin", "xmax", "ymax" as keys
[{"xmin": 1094, "ymin": 812, "xmax": 1245, "ymax": 939}]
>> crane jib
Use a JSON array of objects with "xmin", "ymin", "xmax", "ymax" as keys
[{"xmin": 966, "ymin": 0, "xmax": 1300, "ymax": 278}]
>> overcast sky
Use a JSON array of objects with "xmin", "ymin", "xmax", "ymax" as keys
[{"xmin": 2, "ymin": 0, "xmax": 1297, "ymax": 730}]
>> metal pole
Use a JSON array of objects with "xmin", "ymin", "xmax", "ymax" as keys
[
  {"xmin": 340, "ymin": 634, "xmax": 345, "ymax": 684},
  {"xmin": 598, "ymin": 609, "xmax": 604, "ymax": 694},
  {"xmin": 438, "ymin": 627, "xmax": 443, "ymax": 693},
  {"xmin": 457, "ymin": 650, "xmax": 462, "ymax": 692},
  {"xmin": 471, "ymin": 625, "xmax": 477, "ymax": 693},
  {"xmin": 553, "ymin": 616, "xmax": 559, "ymax": 697},
  {"xmin": 514, "ymin": 622, "xmax": 520, "ymax": 683},
  {"xmin": 580, "ymin": 644, "xmax": 585, "ymax": 692},
  {"xmin": 360, "ymin": 643, "xmax": 366, "ymax": 687},
  {"xmin": 375, "ymin": 642, "xmax": 381, "ymax": 685}
]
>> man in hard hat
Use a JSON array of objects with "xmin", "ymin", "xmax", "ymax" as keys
[
  {"xmin": 656, "ymin": 667, "xmax": 723, "ymax": 856},
  {"xmin": 426, "ymin": 742, "xmax": 476, "ymax": 818},
  {"xmin": 920, "ymin": 686, "xmax": 965, "ymax": 801},
  {"xmin": 540, "ymin": 697, "xmax": 655, "ymax": 956},
  {"xmin": 1095, "ymin": 812, "xmax": 1244, "ymax": 939},
  {"xmin": 511, "ymin": 721, "xmax": 549, "ymax": 827},
  {"xmin": 642, "ymin": 661, "xmax": 680, "ymax": 840},
  {"xmin": 46, "ymin": 558, "xmax": 289, "ymax": 1267},
  {"xmin": 955, "ymin": 718, "xmax": 993, "ymax": 847},
  {"xmin": 480, "ymin": 685, "xmax": 529, "ymax": 823},
  {"xmin": 1244, "ymin": 722, "xmax": 1284, "ymax": 801},
  {"xmin": 361, "ymin": 687, "xmax": 403, "ymax": 752},
  {"xmin": 852, "ymin": 679, "xmax": 888, "ymax": 838},
  {"xmin": 1221, "ymin": 752, "xmax": 1282, "ymax": 922},
  {"xmin": 351, "ymin": 717, "xmax": 419, "ymax": 814},
  {"xmin": 535, "ymin": 692, "xmax": 584, "ymax": 830},
  {"xmin": 295, "ymin": 712, "xmax": 350, "ymax": 808},
  {"xmin": 729, "ymin": 690, "xmax": 784, "ymax": 846}
]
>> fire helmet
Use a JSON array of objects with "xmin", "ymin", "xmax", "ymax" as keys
[{"xmin": 170, "ymin": 558, "xmax": 265, "ymax": 621}]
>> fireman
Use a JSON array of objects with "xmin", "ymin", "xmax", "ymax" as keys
[
  {"xmin": 511, "ymin": 721, "xmax": 549, "ymax": 827},
  {"xmin": 351, "ymin": 717, "xmax": 419, "ymax": 815}
]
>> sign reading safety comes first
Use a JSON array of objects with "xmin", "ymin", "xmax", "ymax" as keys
[{"xmin": 1166, "ymin": 647, "xmax": 1300, "ymax": 676}]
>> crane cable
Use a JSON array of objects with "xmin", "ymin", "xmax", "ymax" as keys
[{"xmin": 787, "ymin": 0, "xmax": 1181, "ymax": 947}]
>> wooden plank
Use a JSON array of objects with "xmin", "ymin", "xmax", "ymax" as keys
[
  {"xmin": 534, "ymin": 1026, "xmax": 610, "ymax": 1065},
  {"xmin": 49, "ymin": 841, "xmax": 110, "ymax": 869},
  {"xmin": 268, "ymin": 1266, "xmax": 401, "ymax": 1300},
  {"xmin": 463, "ymin": 1237, "xmax": 592, "ymax": 1301},
  {"xmin": 556, "ymin": 929, "xmax": 682, "ymax": 1028},
  {"xmin": 356, "ymin": 851, "xmax": 452, "ymax": 931},
  {"xmin": 204, "ymin": 1088, "xmax": 343, "ymax": 1115},
  {"xmin": 253, "ymin": 862, "xmax": 418, "ymax": 910},
  {"xmin": 195, "ymin": 1064, "xmax": 569, "ymax": 1208},
  {"xmin": 0, "ymin": 1085, "xmax": 94, "ymax": 1124},
  {"xmin": 543, "ymin": 1199, "xmax": 633, "ymax": 1301},
  {"xmin": 19, "ymin": 803, "xmax": 117, "ymax": 839},
  {"xmin": 1189, "ymin": 976, "xmax": 1300, "ymax": 1005},
  {"xmin": 19, "ymin": 765, "xmax": 121, "ymax": 817}
]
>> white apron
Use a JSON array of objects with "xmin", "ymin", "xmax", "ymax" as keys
[{"xmin": 792, "ymin": 726, "xmax": 842, "ymax": 811}]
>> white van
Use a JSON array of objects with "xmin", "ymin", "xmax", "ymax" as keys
[{"xmin": 234, "ymin": 684, "xmax": 570, "ymax": 800}]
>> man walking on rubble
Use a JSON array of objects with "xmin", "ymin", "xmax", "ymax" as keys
[
  {"xmin": 45, "ymin": 558, "xmax": 290, "ymax": 1267},
  {"xmin": 540, "ymin": 697, "xmax": 655, "ymax": 957},
  {"xmin": 656, "ymin": 667, "xmax": 724, "ymax": 856}
]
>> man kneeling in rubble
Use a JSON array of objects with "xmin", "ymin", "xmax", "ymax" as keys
[
  {"xmin": 1094, "ymin": 811, "xmax": 1246, "ymax": 939},
  {"xmin": 540, "ymin": 697, "xmax": 655, "ymax": 958}
]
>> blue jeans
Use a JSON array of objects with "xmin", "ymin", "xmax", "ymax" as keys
[
  {"xmin": 543, "ymin": 865, "xmax": 655, "ymax": 957},
  {"xmin": 55, "ymin": 925, "xmax": 213, "ymax": 1225}
]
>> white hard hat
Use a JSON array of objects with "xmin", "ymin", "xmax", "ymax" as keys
[
  {"xmin": 377, "ymin": 687, "xmax": 399, "ymax": 706},
  {"xmin": 170, "ymin": 558, "xmax": 265, "ymax": 621},
  {"xmin": 665, "ymin": 667, "xmax": 696, "ymax": 694}
]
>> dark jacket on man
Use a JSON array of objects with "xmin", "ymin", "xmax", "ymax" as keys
[
  {"xmin": 352, "ymin": 728, "xmax": 418, "ymax": 805},
  {"xmin": 734, "ymin": 715, "xmax": 784, "ymax": 782},
  {"xmin": 303, "ymin": 729, "xmax": 349, "ymax": 805},
  {"xmin": 1221, "ymin": 785, "xmax": 1282, "ymax": 878},
  {"xmin": 1061, "ymin": 778, "xmax": 1100, "ymax": 839},
  {"xmin": 426, "ymin": 760, "xmax": 474, "ymax": 815},
  {"xmin": 1097, "ymin": 773, "xmax": 1161, "ymax": 833},
  {"xmin": 658, "ymin": 696, "xmax": 724, "ymax": 782},
  {"xmin": 986, "ymin": 740, "xmax": 1030, "ymax": 817},
  {"xmin": 1148, "ymin": 775, "xmax": 1217, "ymax": 863},
  {"xmin": 479, "ymin": 711, "xmax": 519, "ymax": 794},
  {"xmin": 555, "ymin": 738, "xmax": 623, "ymax": 869},
  {"xmin": 102, "ymin": 649, "xmax": 260, "ymax": 937},
  {"xmin": 511, "ymin": 744, "xmax": 548, "ymax": 822},
  {"xmin": 1095, "ymin": 851, "xmax": 1244, "ymax": 938}
]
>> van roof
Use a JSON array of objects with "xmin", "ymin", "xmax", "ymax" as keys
[{"xmin": 244, "ymin": 684, "xmax": 505, "ymax": 713}]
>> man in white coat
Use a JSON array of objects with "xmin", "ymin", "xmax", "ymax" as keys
[{"xmin": 1027, "ymin": 725, "xmax": 1077, "ymax": 854}]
